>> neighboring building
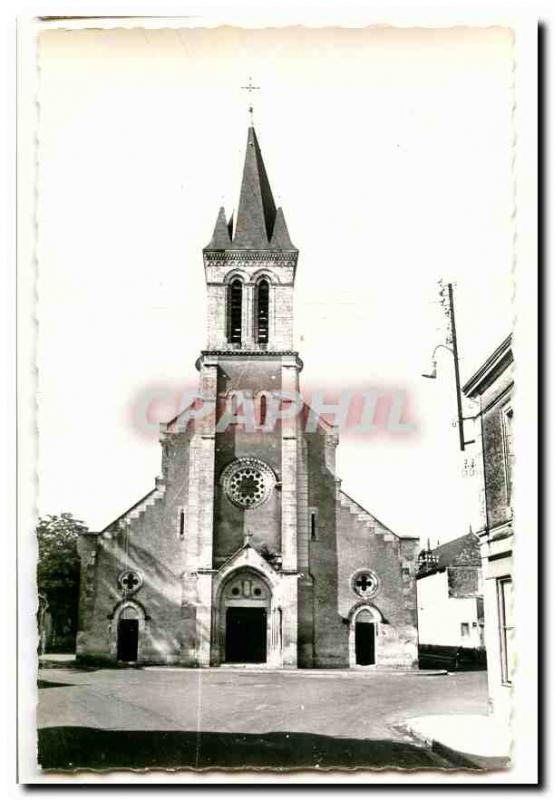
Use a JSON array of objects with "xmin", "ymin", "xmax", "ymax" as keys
[
  {"xmin": 416, "ymin": 532, "xmax": 486, "ymax": 670},
  {"xmin": 463, "ymin": 335, "xmax": 514, "ymax": 720},
  {"xmin": 76, "ymin": 126, "xmax": 420, "ymax": 669}
]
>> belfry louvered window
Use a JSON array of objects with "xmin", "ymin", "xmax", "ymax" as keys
[
  {"xmin": 228, "ymin": 279, "xmax": 243, "ymax": 344},
  {"xmin": 256, "ymin": 279, "xmax": 270, "ymax": 344}
]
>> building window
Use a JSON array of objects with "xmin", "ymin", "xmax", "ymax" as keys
[
  {"xmin": 497, "ymin": 577, "xmax": 514, "ymax": 684},
  {"xmin": 227, "ymin": 279, "xmax": 243, "ymax": 344},
  {"xmin": 225, "ymin": 390, "xmax": 242, "ymax": 425},
  {"xmin": 179, "ymin": 509, "xmax": 185, "ymax": 540},
  {"xmin": 221, "ymin": 458, "xmax": 275, "ymax": 509},
  {"xmin": 255, "ymin": 279, "xmax": 270, "ymax": 344},
  {"xmin": 259, "ymin": 393, "xmax": 268, "ymax": 427},
  {"xmin": 351, "ymin": 569, "xmax": 380, "ymax": 600},
  {"xmin": 460, "ymin": 622, "xmax": 470, "ymax": 637},
  {"xmin": 501, "ymin": 405, "xmax": 514, "ymax": 504},
  {"xmin": 118, "ymin": 570, "xmax": 143, "ymax": 596},
  {"xmin": 309, "ymin": 508, "xmax": 318, "ymax": 541}
]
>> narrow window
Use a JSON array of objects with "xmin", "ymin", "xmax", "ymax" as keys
[
  {"xmin": 228, "ymin": 279, "xmax": 243, "ymax": 344},
  {"xmin": 460, "ymin": 622, "xmax": 470, "ymax": 637},
  {"xmin": 226, "ymin": 391, "xmax": 245, "ymax": 426},
  {"xmin": 256, "ymin": 279, "xmax": 270, "ymax": 344},
  {"xmin": 179, "ymin": 509, "xmax": 185, "ymax": 540},
  {"xmin": 309, "ymin": 508, "xmax": 318, "ymax": 541},
  {"xmin": 259, "ymin": 394, "xmax": 267, "ymax": 427},
  {"xmin": 501, "ymin": 406, "xmax": 514, "ymax": 504},
  {"xmin": 498, "ymin": 577, "xmax": 514, "ymax": 684}
]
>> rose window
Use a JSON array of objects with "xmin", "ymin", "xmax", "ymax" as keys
[
  {"xmin": 351, "ymin": 569, "xmax": 380, "ymax": 599},
  {"xmin": 221, "ymin": 458, "xmax": 274, "ymax": 509},
  {"xmin": 118, "ymin": 569, "xmax": 143, "ymax": 595}
]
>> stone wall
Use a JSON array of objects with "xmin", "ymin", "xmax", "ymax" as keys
[
  {"xmin": 477, "ymin": 360, "xmax": 514, "ymax": 531},
  {"xmin": 76, "ymin": 486, "xmax": 192, "ymax": 665},
  {"xmin": 337, "ymin": 493, "xmax": 419, "ymax": 668},
  {"xmin": 77, "ymin": 417, "xmax": 201, "ymax": 665},
  {"xmin": 306, "ymin": 430, "xmax": 349, "ymax": 667},
  {"xmin": 213, "ymin": 357, "xmax": 284, "ymax": 563},
  {"xmin": 448, "ymin": 565, "xmax": 480, "ymax": 598}
]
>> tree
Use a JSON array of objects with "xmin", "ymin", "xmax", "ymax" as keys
[{"xmin": 36, "ymin": 513, "xmax": 88, "ymax": 653}]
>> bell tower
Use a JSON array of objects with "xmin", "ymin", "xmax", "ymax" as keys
[
  {"xmin": 190, "ymin": 125, "xmax": 305, "ymax": 668},
  {"xmin": 202, "ymin": 126, "xmax": 298, "ymax": 351}
]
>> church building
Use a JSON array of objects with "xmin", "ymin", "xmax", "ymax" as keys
[{"xmin": 77, "ymin": 126, "xmax": 419, "ymax": 669}]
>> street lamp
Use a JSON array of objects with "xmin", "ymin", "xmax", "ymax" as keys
[
  {"xmin": 422, "ymin": 282, "xmax": 475, "ymax": 452},
  {"xmin": 421, "ymin": 343, "xmax": 455, "ymax": 380}
]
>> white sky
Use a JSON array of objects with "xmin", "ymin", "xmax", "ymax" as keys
[{"xmin": 37, "ymin": 25, "xmax": 515, "ymax": 542}]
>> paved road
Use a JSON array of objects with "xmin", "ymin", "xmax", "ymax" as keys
[{"xmin": 37, "ymin": 666, "xmax": 489, "ymax": 771}]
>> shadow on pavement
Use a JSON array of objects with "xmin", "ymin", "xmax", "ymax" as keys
[
  {"xmin": 37, "ymin": 680, "xmax": 75, "ymax": 690},
  {"xmin": 37, "ymin": 726, "xmax": 481, "ymax": 771},
  {"xmin": 39, "ymin": 661, "xmax": 109, "ymax": 673}
]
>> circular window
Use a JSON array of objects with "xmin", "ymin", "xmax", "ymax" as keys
[
  {"xmin": 221, "ymin": 458, "xmax": 275, "ymax": 509},
  {"xmin": 118, "ymin": 569, "xmax": 143, "ymax": 595},
  {"xmin": 351, "ymin": 569, "xmax": 380, "ymax": 600}
]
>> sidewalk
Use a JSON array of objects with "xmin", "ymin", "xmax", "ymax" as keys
[
  {"xmin": 40, "ymin": 653, "xmax": 447, "ymax": 676},
  {"xmin": 401, "ymin": 714, "xmax": 511, "ymax": 770},
  {"xmin": 39, "ymin": 653, "xmax": 76, "ymax": 667}
]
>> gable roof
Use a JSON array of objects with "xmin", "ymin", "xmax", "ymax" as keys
[
  {"xmin": 418, "ymin": 532, "xmax": 481, "ymax": 576},
  {"xmin": 463, "ymin": 335, "xmax": 513, "ymax": 398}
]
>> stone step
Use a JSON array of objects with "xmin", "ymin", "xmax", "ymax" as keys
[
  {"xmin": 339, "ymin": 495, "xmax": 397, "ymax": 543},
  {"xmin": 118, "ymin": 486, "xmax": 165, "ymax": 528}
]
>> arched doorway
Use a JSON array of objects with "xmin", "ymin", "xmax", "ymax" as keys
[
  {"xmin": 219, "ymin": 570, "xmax": 272, "ymax": 664},
  {"xmin": 349, "ymin": 605, "xmax": 382, "ymax": 668},
  {"xmin": 116, "ymin": 605, "xmax": 140, "ymax": 662}
]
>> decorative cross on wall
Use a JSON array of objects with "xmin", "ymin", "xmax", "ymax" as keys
[
  {"xmin": 356, "ymin": 575, "xmax": 373, "ymax": 593},
  {"xmin": 121, "ymin": 572, "xmax": 141, "ymax": 592}
]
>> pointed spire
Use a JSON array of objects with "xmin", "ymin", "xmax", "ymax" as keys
[
  {"xmin": 270, "ymin": 207, "xmax": 295, "ymax": 250},
  {"xmin": 206, "ymin": 206, "xmax": 231, "ymax": 249},
  {"xmin": 232, "ymin": 126, "xmax": 277, "ymax": 249},
  {"xmin": 204, "ymin": 125, "xmax": 297, "ymax": 252}
]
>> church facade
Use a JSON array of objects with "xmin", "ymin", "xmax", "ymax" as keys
[{"xmin": 77, "ymin": 126, "xmax": 419, "ymax": 669}]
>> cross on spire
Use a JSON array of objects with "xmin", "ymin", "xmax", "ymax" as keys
[
  {"xmin": 241, "ymin": 77, "xmax": 260, "ymax": 126},
  {"xmin": 241, "ymin": 76, "xmax": 260, "ymax": 94}
]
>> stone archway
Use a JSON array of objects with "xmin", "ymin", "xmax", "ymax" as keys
[
  {"xmin": 348, "ymin": 604, "xmax": 383, "ymax": 668},
  {"xmin": 214, "ymin": 568, "xmax": 277, "ymax": 666},
  {"xmin": 110, "ymin": 600, "xmax": 147, "ymax": 664}
]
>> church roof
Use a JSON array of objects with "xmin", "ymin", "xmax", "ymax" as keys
[
  {"xmin": 205, "ymin": 206, "xmax": 231, "ymax": 249},
  {"xmin": 205, "ymin": 126, "xmax": 297, "ymax": 252},
  {"xmin": 429, "ymin": 532, "xmax": 481, "ymax": 568},
  {"xmin": 417, "ymin": 532, "xmax": 481, "ymax": 577}
]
